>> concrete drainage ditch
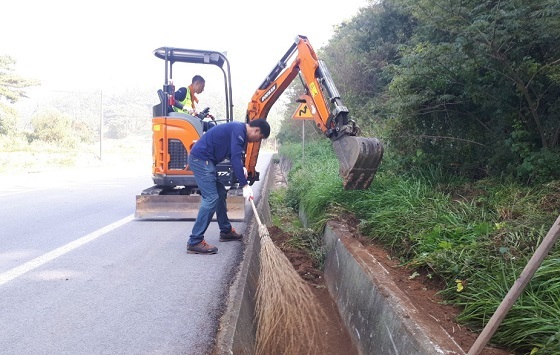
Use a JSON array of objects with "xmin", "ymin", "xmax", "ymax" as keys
[{"xmin": 213, "ymin": 157, "xmax": 466, "ymax": 355}]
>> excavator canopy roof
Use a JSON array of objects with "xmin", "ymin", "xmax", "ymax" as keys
[{"xmin": 153, "ymin": 47, "xmax": 229, "ymax": 68}]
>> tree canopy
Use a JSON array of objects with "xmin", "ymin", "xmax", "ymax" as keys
[
  {"xmin": 320, "ymin": 0, "xmax": 560, "ymax": 183},
  {"xmin": 0, "ymin": 55, "xmax": 39, "ymax": 135}
]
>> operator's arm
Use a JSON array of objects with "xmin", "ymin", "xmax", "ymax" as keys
[{"xmin": 173, "ymin": 102, "xmax": 195, "ymax": 115}]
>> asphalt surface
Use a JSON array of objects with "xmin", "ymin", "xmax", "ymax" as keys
[{"xmin": 0, "ymin": 153, "xmax": 272, "ymax": 354}]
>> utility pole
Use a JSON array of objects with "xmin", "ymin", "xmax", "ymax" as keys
[{"xmin": 99, "ymin": 90, "xmax": 103, "ymax": 161}]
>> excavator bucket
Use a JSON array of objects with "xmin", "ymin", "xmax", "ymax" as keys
[
  {"xmin": 332, "ymin": 135, "xmax": 384, "ymax": 190},
  {"xmin": 135, "ymin": 194, "xmax": 246, "ymax": 221}
]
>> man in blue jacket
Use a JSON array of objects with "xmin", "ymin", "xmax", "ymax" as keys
[{"xmin": 187, "ymin": 118, "xmax": 271, "ymax": 254}]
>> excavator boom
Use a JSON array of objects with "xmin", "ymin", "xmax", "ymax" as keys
[{"xmin": 245, "ymin": 35, "xmax": 383, "ymax": 190}]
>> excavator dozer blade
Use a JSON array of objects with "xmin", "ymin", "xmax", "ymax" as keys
[
  {"xmin": 332, "ymin": 135, "xmax": 384, "ymax": 190},
  {"xmin": 135, "ymin": 194, "xmax": 246, "ymax": 221}
]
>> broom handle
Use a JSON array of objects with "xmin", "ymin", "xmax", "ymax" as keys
[{"xmin": 250, "ymin": 198, "xmax": 264, "ymax": 227}]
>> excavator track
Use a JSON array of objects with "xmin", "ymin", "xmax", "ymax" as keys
[{"xmin": 332, "ymin": 135, "xmax": 384, "ymax": 190}]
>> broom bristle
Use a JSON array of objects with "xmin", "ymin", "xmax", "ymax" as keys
[
  {"xmin": 255, "ymin": 223, "xmax": 328, "ymax": 355},
  {"xmin": 258, "ymin": 224, "xmax": 270, "ymax": 238}
]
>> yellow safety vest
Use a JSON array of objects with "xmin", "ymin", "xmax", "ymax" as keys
[{"xmin": 173, "ymin": 86, "xmax": 195, "ymax": 114}]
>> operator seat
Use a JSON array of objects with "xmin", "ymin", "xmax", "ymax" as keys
[
  {"xmin": 153, "ymin": 89, "xmax": 173, "ymax": 117},
  {"xmin": 168, "ymin": 112, "xmax": 204, "ymax": 137}
]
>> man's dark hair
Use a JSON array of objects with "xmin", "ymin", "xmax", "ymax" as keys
[
  {"xmin": 249, "ymin": 118, "xmax": 271, "ymax": 138},
  {"xmin": 192, "ymin": 75, "xmax": 205, "ymax": 84}
]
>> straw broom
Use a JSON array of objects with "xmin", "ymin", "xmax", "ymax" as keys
[{"xmin": 250, "ymin": 198, "xmax": 327, "ymax": 355}]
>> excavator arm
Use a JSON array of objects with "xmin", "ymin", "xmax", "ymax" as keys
[{"xmin": 245, "ymin": 35, "xmax": 384, "ymax": 190}]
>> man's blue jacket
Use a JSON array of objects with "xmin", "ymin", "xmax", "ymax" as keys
[{"xmin": 190, "ymin": 121, "xmax": 248, "ymax": 187}]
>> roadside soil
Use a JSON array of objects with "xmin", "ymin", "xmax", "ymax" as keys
[{"xmin": 268, "ymin": 162, "xmax": 516, "ymax": 355}]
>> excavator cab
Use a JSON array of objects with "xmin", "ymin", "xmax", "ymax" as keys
[{"xmin": 135, "ymin": 47, "xmax": 245, "ymax": 220}]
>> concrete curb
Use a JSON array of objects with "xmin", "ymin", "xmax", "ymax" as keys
[{"xmin": 323, "ymin": 222, "xmax": 466, "ymax": 354}]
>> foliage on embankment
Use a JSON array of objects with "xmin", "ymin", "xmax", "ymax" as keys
[{"xmin": 278, "ymin": 140, "xmax": 560, "ymax": 354}]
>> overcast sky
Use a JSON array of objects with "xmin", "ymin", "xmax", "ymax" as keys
[{"xmin": 1, "ymin": 0, "xmax": 368, "ymax": 101}]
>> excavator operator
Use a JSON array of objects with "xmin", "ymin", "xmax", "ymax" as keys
[{"xmin": 173, "ymin": 74, "xmax": 205, "ymax": 116}]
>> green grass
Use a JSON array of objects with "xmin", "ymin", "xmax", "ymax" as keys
[
  {"xmin": 269, "ymin": 186, "xmax": 326, "ymax": 268},
  {"xmin": 449, "ymin": 259, "xmax": 560, "ymax": 354},
  {"xmin": 276, "ymin": 140, "xmax": 560, "ymax": 354}
]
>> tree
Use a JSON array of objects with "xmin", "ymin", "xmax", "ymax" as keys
[
  {"xmin": 0, "ymin": 56, "xmax": 39, "ymax": 135},
  {"xmin": 323, "ymin": 2, "xmax": 416, "ymax": 136},
  {"xmin": 29, "ymin": 109, "xmax": 89, "ymax": 148},
  {"xmin": 385, "ymin": 0, "xmax": 560, "ymax": 182},
  {"xmin": 100, "ymin": 88, "xmax": 152, "ymax": 139}
]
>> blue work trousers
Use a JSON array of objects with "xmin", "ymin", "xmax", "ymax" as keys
[{"xmin": 187, "ymin": 155, "xmax": 232, "ymax": 246}]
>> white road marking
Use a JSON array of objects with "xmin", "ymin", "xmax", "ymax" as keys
[
  {"xmin": 0, "ymin": 187, "xmax": 50, "ymax": 197},
  {"xmin": 0, "ymin": 215, "xmax": 134, "ymax": 286}
]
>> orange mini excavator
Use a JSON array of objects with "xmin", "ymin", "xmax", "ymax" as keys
[{"xmin": 135, "ymin": 35, "xmax": 383, "ymax": 220}]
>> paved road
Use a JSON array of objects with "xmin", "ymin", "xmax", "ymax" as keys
[{"xmin": 0, "ymin": 153, "xmax": 272, "ymax": 354}]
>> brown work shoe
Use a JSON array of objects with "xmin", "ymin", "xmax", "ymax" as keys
[
  {"xmin": 187, "ymin": 240, "xmax": 218, "ymax": 254},
  {"xmin": 219, "ymin": 227, "xmax": 243, "ymax": 242}
]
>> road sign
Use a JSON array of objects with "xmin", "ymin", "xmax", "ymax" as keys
[{"xmin": 292, "ymin": 103, "xmax": 313, "ymax": 120}]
